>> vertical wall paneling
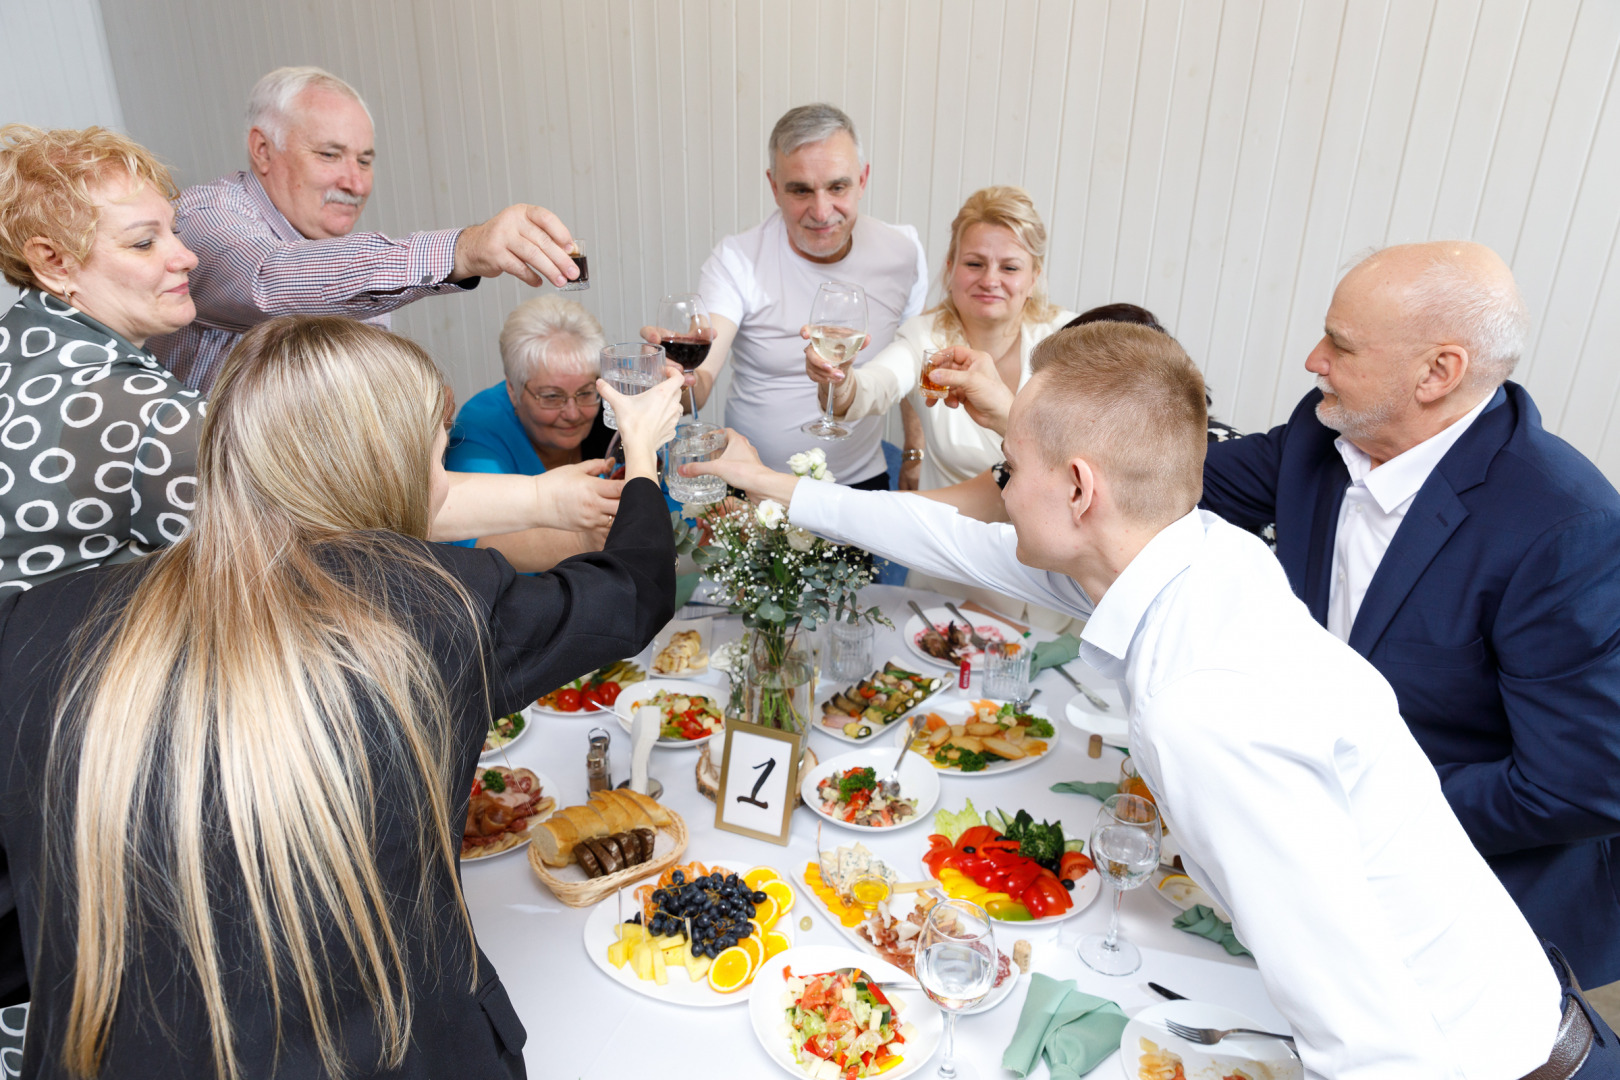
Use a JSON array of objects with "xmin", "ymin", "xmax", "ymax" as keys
[{"xmin": 49, "ymin": 0, "xmax": 1615, "ymax": 486}]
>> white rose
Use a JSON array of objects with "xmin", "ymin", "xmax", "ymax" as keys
[
  {"xmin": 811, "ymin": 462, "xmax": 835, "ymax": 482},
  {"xmin": 787, "ymin": 451, "xmax": 813, "ymax": 476},
  {"xmin": 786, "ymin": 526, "xmax": 815, "ymax": 552},
  {"xmin": 756, "ymin": 499, "xmax": 787, "ymax": 530}
]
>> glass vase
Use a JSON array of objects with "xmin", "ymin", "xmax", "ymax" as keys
[{"xmin": 744, "ymin": 623, "xmax": 817, "ymax": 732}]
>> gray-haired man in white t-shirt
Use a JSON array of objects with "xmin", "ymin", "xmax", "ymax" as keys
[{"xmin": 649, "ymin": 104, "xmax": 928, "ymax": 487}]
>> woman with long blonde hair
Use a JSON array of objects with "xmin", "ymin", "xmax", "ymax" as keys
[{"xmin": 0, "ymin": 315, "xmax": 682, "ymax": 1078}]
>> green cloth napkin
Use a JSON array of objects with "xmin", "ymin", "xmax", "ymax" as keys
[
  {"xmin": 1002, "ymin": 972, "xmax": 1128, "ymax": 1079},
  {"xmin": 1173, "ymin": 904, "xmax": 1252, "ymax": 957},
  {"xmin": 673, "ymin": 572, "xmax": 702, "ymax": 611},
  {"xmin": 1050, "ymin": 781, "xmax": 1122, "ymax": 802},
  {"xmin": 1030, "ymin": 633, "xmax": 1081, "ymax": 675}
]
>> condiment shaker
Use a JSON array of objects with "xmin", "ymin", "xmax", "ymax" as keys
[{"xmin": 586, "ymin": 727, "xmax": 612, "ymax": 792}]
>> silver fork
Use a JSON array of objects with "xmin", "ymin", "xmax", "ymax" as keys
[
  {"xmin": 942, "ymin": 601, "xmax": 988, "ymax": 650},
  {"xmin": 1164, "ymin": 1019, "xmax": 1295, "ymax": 1045},
  {"xmin": 1053, "ymin": 663, "xmax": 1111, "ymax": 712}
]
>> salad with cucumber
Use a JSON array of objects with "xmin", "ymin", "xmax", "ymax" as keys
[{"xmin": 781, "ymin": 967, "xmax": 914, "ymax": 1079}]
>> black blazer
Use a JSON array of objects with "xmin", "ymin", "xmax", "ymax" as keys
[
  {"xmin": 1203, "ymin": 384, "xmax": 1620, "ymax": 987},
  {"xmin": 0, "ymin": 477, "xmax": 675, "ymax": 1078}
]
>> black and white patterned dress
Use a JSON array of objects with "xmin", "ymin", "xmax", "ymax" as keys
[{"xmin": 0, "ymin": 289, "xmax": 202, "ymax": 592}]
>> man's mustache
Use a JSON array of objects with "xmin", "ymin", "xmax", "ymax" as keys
[{"xmin": 323, "ymin": 189, "xmax": 365, "ymax": 207}]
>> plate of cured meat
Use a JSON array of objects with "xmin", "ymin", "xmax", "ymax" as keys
[
  {"xmin": 900, "ymin": 606, "xmax": 1020, "ymax": 670},
  {"xmin": 461, "ymin": 766, "xmax": 557, "ymax": 862}
]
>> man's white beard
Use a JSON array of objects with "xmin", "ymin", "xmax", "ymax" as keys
[{"xmin": 1314, "ymin": 376, "xmax": 1397, "ymax": 441}]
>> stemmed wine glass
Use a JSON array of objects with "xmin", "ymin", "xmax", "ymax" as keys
[
  {"xmin": 655, "ymin": 293, "xmax": 714, "ymax": 426},
  {"xmin": 915, "ymin": 897, "xmax": 996, "ymax": 1079},
  {"xmin": 800, "ymin": 281, "xmax": 868, "ymax": 440},
  {"xmin": 1078, "ymin": 793, "xmax": 1161, "ymax": 976}
]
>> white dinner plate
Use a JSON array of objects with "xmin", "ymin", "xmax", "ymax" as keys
[
  {"xmin": 647, "ymin": 616, "xmax": 713, "ymax": 679},
  {"xmin": 581, "ymin": 859, "xmax": 791, "ymax": 1007},
  {"xmin": 479, "ymin": 709, "xmax": 534, "ymax": 759},
  {"xmin": 897, "ymin": 698, "xmax": 1061, "ymax": 777},
  {"xmin": 1120, "ymin": 1001, "xmax": 1300, "ymax": 1080},
  {"xmin": 460, "ymin": 768, "xmax": 557, "ymax": 863},
  {"xmin": 813, "ymin": 657, "xmax": 948, "ymax": 746},
  {"xmin": 1063, "ymin": 683, "xmax": 1129, "ymax": 747},
  {"xmin": 799, "ymin": 747, "xmax": 941, "ymax": 832},
  {"xmin": 749, "ymin": 944, "xmax": 943, "ymax": 1079},
  {"xmin": 792, "ymin": 866, "xmax": 1021, "ymax": 1015},
  {"xmin": 613, "ymin": 679, "xmax": 726, "ymax": 749},
  {"xmin": 900, "ymin": 607, "xmax": 1021, "ymax": 671},
  {"xmin": 530, "ymin": 699, "xmax": 613, "ymax": 719}
]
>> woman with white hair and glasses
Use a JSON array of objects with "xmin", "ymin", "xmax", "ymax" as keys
[
  {"xmin": 0, "ymin": 314, "xmax": 683, "ymax": 1078},
  {"xmin": 447, "ymin": 295, "xmax": 678, "ymax": 570}
]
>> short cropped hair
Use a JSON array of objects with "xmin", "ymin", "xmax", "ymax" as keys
[
  {"xmin": 1065, "ymin": 303, "xmax": 1167, "ymax": 335},
  {"xmin": 0, "ymin": 124, "xmax": 179, "ymax": 289},
  {"xmin": 498, "ymin": 295, "xmax": 605, "ymax": 388},
  {"xmin": 246, "ymin": 66, "xmax": 374, "ymax": 150},
  {"xmin": 930, "ymin": 186, "xmax": 1058, "ymax": 343},
  {"xmin": 768, "ymin": 104, "xmax": 863, "ymax": 168},
  {"xmin": 1026, "ymin": 322, "xmax": 1207, "ymax": 525}
]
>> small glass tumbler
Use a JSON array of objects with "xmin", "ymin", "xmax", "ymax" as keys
[
  {"xmin": 599, "ymin": 341, "xmax": 665, "ymax": 430},
  {"xmin": 919, "ymin": 347, "xmax": 949, "ymax": 402},
  {"xmin": 558, "ymin": 240, "xmax": 588, "ymax": 291},
  {"xmin": 662, "ymin": 422, "xmax": 728, "ymax": 506},
  {"xmin": 981, "ymin": 640, "xmax": 1031, "ymax": 702},
  {"xmin": 828, "ymin": 619, "xmax": 875, "ymax": 682}
]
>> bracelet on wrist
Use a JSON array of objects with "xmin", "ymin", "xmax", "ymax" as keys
[{"xmin": 902, "ymin": 448, "xmax": 925, "ymax": 463}]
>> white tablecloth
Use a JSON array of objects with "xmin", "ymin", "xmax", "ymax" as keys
[{"xmin": 463, "ymin": 584, "xmax": 1288, "ymax": 1078}]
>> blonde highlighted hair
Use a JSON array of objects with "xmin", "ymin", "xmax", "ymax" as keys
[
  {"xmin": 929, "ymin": 185, "xmax": 1058, "ymax": 344},
  {"xmin": 49, "ymin": 316, "xmax": 480, "ymax": 1079},
  {"xmin": 1026, "ymin": 321, "xmax": 1207, "ymax": 525},
  {"xmin": 0, "ymin": 124, "xmax": 179, "ymax": 289}
]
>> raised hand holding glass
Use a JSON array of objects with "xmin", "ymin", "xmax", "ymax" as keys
[{"xmin": 800, "ymin": 281, "xmax": 869, "ymax": 440}]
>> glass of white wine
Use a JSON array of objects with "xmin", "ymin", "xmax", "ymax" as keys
[
  {"xmin": 916, "ymin": 898, "xmax": 996, "ymax": 1080},
  {"xmin": 800, "ymin": 280, "xmax": 869, "ymax": 440},
  {"xmin": 1078, "ymin": 793, "xmax": 1161, "ymax": 976}
]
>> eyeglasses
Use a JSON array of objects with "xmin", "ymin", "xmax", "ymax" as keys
[
  {"xmin": 523, "ymin": 385, "xmax": 601, "ymax": 411},
  {"xmin": 991, "ymin": 461, "xmax": 1011, "ymax": 490}
]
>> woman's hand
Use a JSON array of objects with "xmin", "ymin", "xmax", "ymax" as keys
[
  {"xmin": 926, "ymin": 345, "xmax": 1016, "ymax": 436},
  {"xmin": 598, "ymin": 372, "xmax": 684, "ymax": 481},
  {"xmin": 680, "ymin": 429, "xmax": 801, "ymax": 506},
  {"xmin": 802, "ymin": 324, "xmax": 863, "ymax": 415},
  {"xmin": 530, "ymin": 459, "xmax": 623, "ymax": 533}
]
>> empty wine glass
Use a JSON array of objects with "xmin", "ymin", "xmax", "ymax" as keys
[
  {"xmin": 916, "ymin": 898, "xmax": 996, "ymax": 1079},
  {"xmin": 598, "ymin": 342, "xmax": 665, "ymax": 431},
  {"xmin": 800, "ymin": 281, "xmax": 869, "ymax": 440},
  {"xmin": 1078, "ymin": 793, "xmax": 1161, "ymax": 976},
  {"xmin": 655, "ymin": 293, "xmax": 714, "ymax": 425}
]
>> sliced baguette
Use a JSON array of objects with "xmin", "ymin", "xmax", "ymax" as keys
[
  {"xmin": 620, "ymin": 789, "xmax": 671, "ymax": 827},
  {"xmin": 556, "ymin": 804, "xmax": 608, "ymax": 840},
  {"xmin": 596, "ymin": 789, "xmax": 655, "ymax": 830},
  {"xmin": 532, "ymin": 815, "xmax": 580, "ymax": 867},
  {"xmin": 588, "ymin": 792, "xmax": 631, "ymax": 833}
]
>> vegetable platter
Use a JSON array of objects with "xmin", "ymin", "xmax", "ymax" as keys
[{"xmin": 922, "ymin": 802, "xmax": 1101, "ymax": 924}]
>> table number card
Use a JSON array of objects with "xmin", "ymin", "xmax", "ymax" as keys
[{"xmin": 713, "ymin": 720, "xmax": 801, "ymax": 845}]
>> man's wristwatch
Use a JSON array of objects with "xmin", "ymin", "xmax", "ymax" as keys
[{"xmin": 901, "ymin": 449, "xmax": 925, "ymax": 463}]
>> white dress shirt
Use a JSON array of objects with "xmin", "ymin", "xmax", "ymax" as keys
[
  {"xmin": 1327, "ymin": 394, "xmax": 1491, "ymax": 640},
  {"xmin": 789, "ymin": 481, "xmax": 1561, "ymax": 1079}
]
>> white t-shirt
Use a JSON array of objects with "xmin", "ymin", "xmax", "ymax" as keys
[{"xmin": 699, "ymin": 211, "xmax": 928, "ymax": 483}]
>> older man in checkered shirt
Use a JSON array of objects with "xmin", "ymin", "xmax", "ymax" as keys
[{"xmin": 150, "ymin": 66, "xmax": 582, "ymax": 392}]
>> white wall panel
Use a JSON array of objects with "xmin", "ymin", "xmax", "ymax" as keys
[{"xmin": 64, "ymin": 0, "xmax": 1620, "ymax": 483}]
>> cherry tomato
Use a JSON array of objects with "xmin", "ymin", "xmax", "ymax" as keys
[
  {"xmin": 581, "ymin": 686, "xmax": 605, "ymax": 710},
  {"xmin": 554, "ymin": 688, "xmax": 584, "ymax": 712},
  {"xmin": 594, "ymin": 680, "xmax": 622, "ymax": 705}
]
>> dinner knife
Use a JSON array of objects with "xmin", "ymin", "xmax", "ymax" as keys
[
  {"xmin": 1148, "ymin": 981, "xmax": 1186, "ymax": 1001},
  {"xmin": 1053, "ymin": 663, "xmax": 1112, "ymax": 712}
]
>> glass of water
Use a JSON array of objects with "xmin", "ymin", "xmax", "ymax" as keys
[
  {"xmin": 827, "ymin": 618, "xmax": 874, "ymax": 682},
  {"xmin": 598, "ymin": 342, "xmax": 665, "ymax": 430},
  {"xmin": 1079, "ymin": 793, "xmax": 1161, "ymax": 976},
  {"xmin": 916, "ymin": 898, "xmax": 997, "ymax": 1079},
  {"xmin": 981, "ymin": 641, "xmax": 1031, "ymax": 703},
  {"xmin": 663, "ymin": 422, "xmax": 728, "ymax": 506}
]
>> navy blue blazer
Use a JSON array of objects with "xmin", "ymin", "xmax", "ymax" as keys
[{"xmin": 1203, "ymin": 383, "xmax": 1620, "ymax": 987}]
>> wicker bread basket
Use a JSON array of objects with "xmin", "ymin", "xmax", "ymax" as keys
[{"xmin": 527, "ymin": 808, "xmax": 688, "ymax": 908}]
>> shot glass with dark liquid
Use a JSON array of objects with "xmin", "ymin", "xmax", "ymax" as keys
[
  {"xmin": 559, "ymin": 241, "xmax": 589, "ymax": 291},
  {"xmin": 920, "ymin": 347, "xmax": 950, "ymax": 402}
]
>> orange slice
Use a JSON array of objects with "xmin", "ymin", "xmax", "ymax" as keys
[
  {"xmin": 707, "ymin": 945, "xmax": 754, "ymax": 993},
  {"xmin": 738, "ymin": 934, "xmax": 765, "ymax": 970},
  {"xmin": 754, "ymin": 895, "xmax": 781, "ymax": 931},
  {"xmin": 743, "ymin": 866, "xmax": 781, "ymax": 890},
  {"xmin": 763, "ymin": 930, "xmax": 793, "ymax": 960},
  {"xmin": 762, "ymin": 879, "xmax": 796, "ymax": 915}
]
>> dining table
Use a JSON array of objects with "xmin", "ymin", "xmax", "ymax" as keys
[{"xmin": 462, "ymin": 583, "xmax": 1291, "ymax": 1079}]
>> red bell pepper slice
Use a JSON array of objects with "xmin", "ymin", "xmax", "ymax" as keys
[{"xmin": 956, "ymin": 825, "xmax": 1001, "ymax": 851}]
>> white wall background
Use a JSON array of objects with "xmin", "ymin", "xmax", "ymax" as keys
[{"xmin": 9, "ymin": 0, "xmax": 1620, "ymax": 477}]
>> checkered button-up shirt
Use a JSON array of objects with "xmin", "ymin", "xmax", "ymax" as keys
[{"xmin": 149, "ymin": 171, "xmax": 475, "ymax": 391}]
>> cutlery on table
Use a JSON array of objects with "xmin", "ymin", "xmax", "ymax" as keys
[
  {"xmin": 1054, "ymin": 663, "xmax": 1112, "ymax": 712},
  {"xmin": 876, "ymin": 713, "xmax": 923, "ymax": 800},
  {"xmin": 960, "ymin": 600, "xmax": 1029, "ymax": 634},
  {"xmin": 1148, "ymin": 981, "xmax": 1186, "ymax": 1001},
  {"xmin": 1163, "ymin": 1019, "xmax": 1296, "ymax": 1046},
  {"xmin": 942, "ymin": 601, "xmax": 988, "ymax": 650}
]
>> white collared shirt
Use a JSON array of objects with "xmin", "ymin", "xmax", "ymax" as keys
[
  {"xmin": 789, "ymin": 482, "xmax": 1560, "ymax": 1079},
  {"xmin": 1327, "ymin": 395, "xmax": 1491, "ymax": 640}
]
